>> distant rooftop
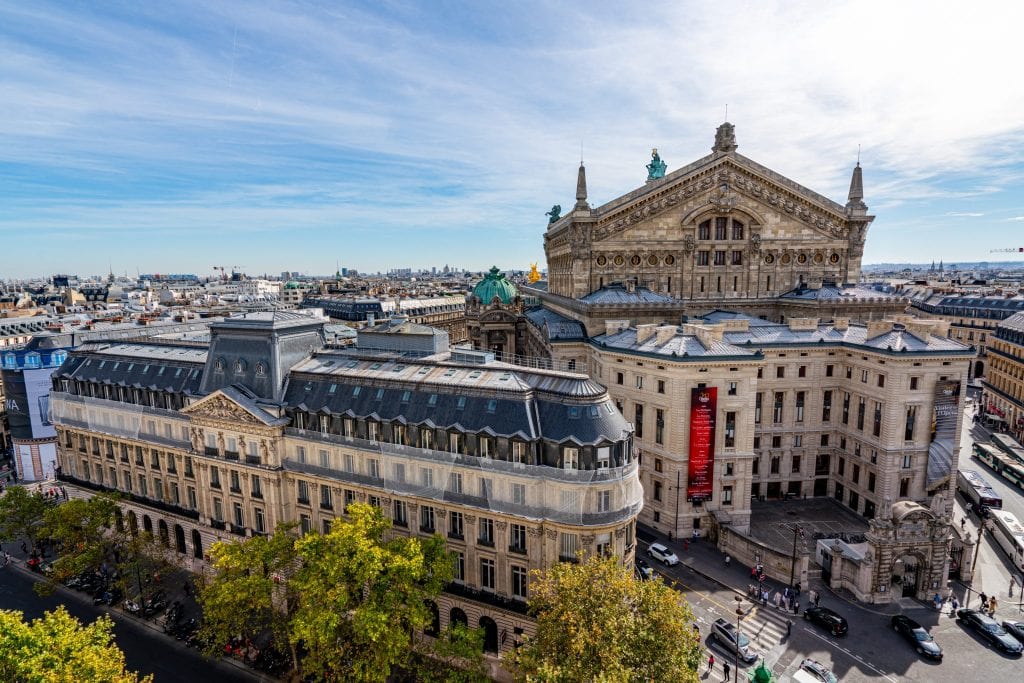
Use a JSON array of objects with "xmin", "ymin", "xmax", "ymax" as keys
[{"xmin": 578, "ymin": 284, "xmax": 677, "ymax": 305}]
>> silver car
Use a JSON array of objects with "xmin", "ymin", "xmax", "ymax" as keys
[{"xmin": 647, "ymin": 542, "xmax": 679, "ymax": 566}]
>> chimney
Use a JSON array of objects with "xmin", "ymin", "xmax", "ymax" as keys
[
  {"xmin": 655, "ymin": 325, "xmax": 677, "ymax": 345},
  {"xmin": 832, "ymin": 317, "xmax": 849, "ymax": 331},
  {"xmin": 605, "ymin": 319, "xmax": 630, "ymax": 336},
  {"xmin": 787, "ymin": 317, "xmax": 819, "ymax": 332},
  {"xmin": 636, "ymin": 323, "xmax": 657, "ymax": 344},
  {"xmin": 865, "ymin": 320, "xmax": 893, "ymax": 339}
]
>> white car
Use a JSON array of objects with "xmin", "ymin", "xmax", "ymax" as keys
[{"xmin": 647, "ymin": 542, "xmax": 679, "ymax": 566}]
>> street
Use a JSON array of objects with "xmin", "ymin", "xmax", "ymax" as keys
[{"xmin": 0, "ymin": 563, "xmax": 261, "ymax": 683}]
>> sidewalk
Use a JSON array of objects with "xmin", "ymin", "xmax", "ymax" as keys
[{"xmin": 638, "ymin": 523, "xmax": 907, "ymax": 618}]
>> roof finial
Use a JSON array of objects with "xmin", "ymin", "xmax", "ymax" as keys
[
  {"xmin": 857, "ymin": 144, "xmax": 861, "ymax": 166},
  {"xmin": 712, "ymin": 122, "xmax": 737, "ymax": 155},
  {"xmin": 846, "ymin": 156, "xmax": 866, "ymax": 213},
  {"xmin": 724, "ymin": 104, "xmax": 728, "ymax": 122},
  {"xmin": 575, "ymin": 159, "xmax": 589, "ymax": 210}
]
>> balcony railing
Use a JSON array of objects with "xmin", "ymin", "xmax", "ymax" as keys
[
  {"xmin": 54, "ymin": 472, "xmax": 200, "ymax": 520},
  {"xmin": 444, "ymin": 582, "xmax": 529, "ymax": 615}
]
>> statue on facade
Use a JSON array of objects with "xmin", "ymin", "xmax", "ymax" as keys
[
  {"xmin": 190, "ymin": 427, "xmax": 201, "ymax": 452},
  {"xmin": 646, "ymin": 148, "xmax": 667, "ymax": 180},
  {"xmin": 527, "ymin": 262, "xmax": 542, "ymax": 283},
  {"xmin": 545, "ymin": 205, "xmax": 562, "ymax": 224}
]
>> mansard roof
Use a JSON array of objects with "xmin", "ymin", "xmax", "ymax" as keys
[{"xmin": 524, "ymin": 306, "xmax": 587, "ymax": 341}]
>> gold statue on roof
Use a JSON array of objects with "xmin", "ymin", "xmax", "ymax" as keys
[{"xmin": 527, "ymin": 262, "xmax": 542, "ymax": 283}]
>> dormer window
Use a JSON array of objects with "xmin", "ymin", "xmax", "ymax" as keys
[
  {"xmin": 214, "ymin": 358, "xmax": 226, "ymax": 373},
  {"xmin": 233, "ymin": 359, "xmax": 246, "ymax": 374},
  {"xmin": 255, "ymin": 362, "xmax": 267, "ymax": 377}
]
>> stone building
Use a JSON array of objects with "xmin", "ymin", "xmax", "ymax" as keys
[
  {"xmin": 50, "ymin": 312, "xmax": 640, "ymax": 656},
  {"xmin": 465, "ymin": 267, "xmax": 531, "ymax": 362},
  {"xmin": 982, "ymin": 311, "xmax": 1024, "ymax": 439}
]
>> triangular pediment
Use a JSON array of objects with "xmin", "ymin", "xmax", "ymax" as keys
[
  {"xmin": 580, "ymin": 154, "xmax": 855, "ymax": 244},
  {"xmin": 182, "ymin": 386, "xmax": 284, "ymax": 426}
]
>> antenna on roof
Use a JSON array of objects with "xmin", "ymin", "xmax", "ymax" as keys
[{"xmin": 580, "ymin": 136, "xmax": 584, "ymax": 165}]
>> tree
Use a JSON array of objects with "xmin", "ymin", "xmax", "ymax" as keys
[
  {"xmin": 411, "ymin": 622, "xmax": 489, "ymax": 683},
  {"xmin": 40, "ymin": 493, "xmax": 120, "ymax": 583},
  {"xmin": 505, "ymin": 554, "xmax": 702, "ymax": 683},
  {"xmin": 197, "ymin": 522, "xmax": 300, "ymax": 669},
  {"xmin": 0, "ymin": 485, "xmax": 51, "ymax": 548},
  {"xmin": 288, "ymin": 502, "xmax": 454, "ymax": 682},
  {"xmin": 0, "ymin": 606, "xmax": 152, "ymax": 683}
]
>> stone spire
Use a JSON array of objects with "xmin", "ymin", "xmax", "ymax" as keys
[
  {"xmin": 575, "ymin": 162, "xmax": 589, "ymax": 210},
  {"xmin": 846, "ymin": 162, "xmax": 867, "ymax": 213},
  {"xmin": 712, "ymin": 122, "xmax": 737, "ymax": 155}
]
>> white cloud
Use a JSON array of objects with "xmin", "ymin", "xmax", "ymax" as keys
[{"xmin": 946, "ymin": 212, "xmax": 985, "ymax": 217}]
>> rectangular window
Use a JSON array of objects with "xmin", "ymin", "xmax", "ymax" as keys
[
  {"xmin": 393, "ymin": 499, "xmax": 407, "ymax": 527},
  {"xmin": 251, "ymin": 475, "xmax": 262, "ymax": 498},
  {"xmin": 822, "ymin": 390, "xmax": 832, "ymax": 422},
  {"xmin": 480, "ymin": 558, "xmax": 496, "ymax": 590},
  {"xmin": 698, "ymin": 222, "xmax": 711, "ymax": 240},
  {"xmin": 187, "ymin": 486, "xmax": 197, "ymax": 510},
  {"xmin": 798, "ymin": 365, "xmax": 807, "ymax": 378},
  {"xmin": 724, "ymin": 411, "xmax": 736, "ymax": 448},
  {"xmin": 697, "ymin": 251, "xmax": 710, "ymax": 266},
  {"xmin": 795, "ymin": 391, "xmax": 805, "ymax": 423},
  {"xmin": 597, "ymin": 490, "xmax": 611, "ymax": 512},
  {"xmin": 319, "ymin": 449, "xmax": 330, "ymax": 468},
  {"xmin": 792, "ymin": 455, "xmax": 801, "ymax": 473},
  {"xmin": 826, "ymin": 364, "xmax": 834, "ymax": 377},
  {"xmin": 230, "ymin": 470, "xmax": 241, "ymax": 493},
  {"xmin": 393, "ymin": 463, "xmax": 406, "ymax": 483},
  {"xmin": 563, "ymin": 447, "xmax": 579, "ymax": 470},
  {"xmin": 722, "ymin": 486, "xmax": 733, "ymax": 505},
  {"xmin": 454, "ymin": 552, "xmax": 465, "ymax": 582},
  {"xmin": 367, "ymin": 459, "xmax": 380, "ymax": 479},
  {"xmin": 910, "ymin": 377, "xmax": 919, "ymax": 390},
  {"xmin": 213, "ymin": 497, "xmax": 223, "ymax": 521},
  {"xmin": 731, "ymin": 250, "xmax": 743, "ymax": 266},
  {"xmin": 297, "ymin": 480, "xmax": 310, "ymax": 504},
  {"xmin": 904, "ymin": 405, "xmax": 917, "ymax": 441},
  {"xmin": 776, "ymin": 366, "xmax": 785, "ymax": 379},
  {"xmin": 655, "ymin": 409, "xmax": 664, "ymax": 445},
  {"xmin": 868, "ymin": 472, "xmax": 876, "ymax": 492},
  {"xmin": 770, "ymin": 456, "xmax": 780, "ymax": 474},
  {"xmin": 511, "ymin": 482, "xmax": 526, "ymax": 506},
  {"xmin": 772, "ymin": 435, "xmax": 781, "ymax": 448},
  {"xmin": 152, "ymin": 477, "xmax": 163, "ymax": 500},
  {"xmin": 653, "ymin": 481, "xmax": 663, "ymax": 502},
  {"xmin": 877, "ymin": 374, "xmax": 885, "ymax": 388},
  {"xmin": 755, "ymin": 392, "xmax": 762, "ymax": 424},
  {"xmin": 448, "ymin": 472, "xmax": 463, "ymax": 494},
  {"xmin": 873, "ymin": 402, "xmax": 882, "ymax": 438},
  {"xmin": 857, "ymin": 397, "xmax": 866, "ymax": 430},
  {"xmin": 596, "ymin": 447, "xmax": 610, "ymax": 470},
  {"xmin": 184, "ymin": 456, "xmax": 194, "ymax": 477},
  {"xmin": 852, "ymin": 464, "xmax": 861, "ymax": 484},
  {"xmin": 299, "ymin": 514, "xmax": 311, "ymax": 535},
  {"xmin": 635, "ymin": 375, "xmax": 643, "ymax": 390},
  {"xmin": 793, "ymin": 435, "xmax": 802, "ymax": 447},
  {"xmin": 510, "ymin": 524, "xmax": 527, "ymax": 553},
  {"xmin": 657, "ymin": 379, "xmax": 666, "ymax": 394},
  {"xmin": 421, "ymin": 467, "xmax": 434, "ymax": 489},
  {"xmin": 715, "ymin": 218, "xmax": 728, "ymax": 240},
  {"xmin": 634, "ymin": 404, "xmax": 644, "ymax": 439},
  {"xmin": 714, "ymin": 250, "xmax": 726, "ymax": 266},
  {"xmin": 320, "ymin": 484, "xmax": 333, "ymax": 510},
  {"xmin": 821, "ymin": 434, "xmax": 830, "ymax": 447},
  {"xmin": 559, "ymin": 533, "xmax": 579, "ymax": 561},
  {"xmin": 254, "ymin": 508, "xmax": 265, "ymax": 534},
  {"xmin": 773, "ymin": 392, "xmax": 784, "ymax": 423},
  {"xmin": 616, "ymin": 372, "xmax": 624, "ymax": 385},
  {"xmin": 842, "ymin": 393, "xmax": 850, "ymax": 425},
  {"xmin": 511, "ymin": 565, "xmax": 528, "ymax": 599},
  {"xmin": 902, "ymin": 454, "xmax": 912, "ymax": 469},
  {"xmin": 233, "ymin": 502, "xmax": 244, "ymax": 527},
  {"xmin": 900, "ymin": 478, "xmax": 910, "ymax": 497},
  {"xmin": 478, "ymin": 517, "xmax": 494, "ymax": 546},
  {"xmin": 449, "ymin": 511, "xmax": 464, "ymax": 539},
  {"xmin": 419, "ymin": 505, "xmax": 435, "ymax": 533},
  {"xmin": 728, "ymin": 381, "xmax": 737, "ymax": 395}
]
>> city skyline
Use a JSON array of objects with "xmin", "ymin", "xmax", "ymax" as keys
[{"xmin": 2, "ymin": 1, "xmax": 1024, "ymax": 279}]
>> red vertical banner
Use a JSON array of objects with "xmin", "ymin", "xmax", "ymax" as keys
[{"xmin": 687, "ymin": 387, "xmax": 717, "ymax": 501}]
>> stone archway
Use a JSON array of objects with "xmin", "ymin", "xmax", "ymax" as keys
[
  {"xmin": 174, "ymin": 524, "xmax": 186, "ymax": 554},
  {"xmin": 142, "ymin": 515, "xmax": 153, "ymax": 535},
  {"xmin": 158, "ymin": 519, "xmax": 169, "ymax": 547},
  {"xmin": 893, "ymin": 552, "xmax": 925, "ymax": 598},
  {"xmin": 450, "ymin": 607, "xmax": 468, "ymax": 629},
  {"xmin": 479, "ymin": 616, "xmax": 498, "ymax": 654},
  {"xmin": 191, "ymin": 529, "xmax": 203, "ymax": 559}
]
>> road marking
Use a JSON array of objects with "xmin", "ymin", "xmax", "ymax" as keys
[{"xmin": 803, "ymin": 627, "xmax": 898, "ymax": 682}]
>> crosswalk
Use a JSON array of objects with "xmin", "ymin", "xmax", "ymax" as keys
[{"xmin": 740, "ymin": 603, "xmax": 796, "ymax": 650}]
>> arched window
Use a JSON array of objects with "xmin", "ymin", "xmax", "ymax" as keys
[
  {"xmin": 192, "ymin": 529, "xmax": 203, "ymax": 559},
  {"xmin": 158, "ymin": 519, "xmax": 170, "ymax": 547},
  {"xmin": 128, "ymin": 511, "xmax": 139, "ymax": 535},
  {"xmin": 449, "ymin": 608, "xmax": 468, "ymax": 628},
  {"xmin": 479, "ymin": 616, "xmax": 499, "ymax": 653},
  {"xmin": 174, "ymin": 524, "xmax": 186, "ymax": 554},
  {"xmin": 424, "ymin": 601, "xmax": 440, "ymax": 637},
  {"xmin": 142, "ymin": 515, "xmax": 153, "ymax": 536}
]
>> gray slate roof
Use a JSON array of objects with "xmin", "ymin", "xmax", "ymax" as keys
[
  {"xmin": 525, "ymin": 307, "xmax": 586, "ymax": 341},
  {"xmin": 593, "ymin": 329, "xmax": 757, "ymax": 359},
  {"xmin": 999, "ymin": 311, "xmax": 1024, "ymax": 333},
  {"xmin": 579, "ymin": 284, "xmax": 677, "ymax": 305},
  {"xmin": 778, "ymin": 285, "xmax": 904, "ymax": 301}
]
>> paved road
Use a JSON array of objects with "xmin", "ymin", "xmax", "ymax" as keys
[
  {"xmin": 0, "ymin": 565, "xmax": 262, "ymax": 683},
  {"xmin": 636, "ymin": 541, "xmax": 1024, "ymax": 682}
]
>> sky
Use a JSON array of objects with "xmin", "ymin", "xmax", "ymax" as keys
[{"xmin": 2, "ymin": 0, "xmax": 1023, "ymax": 279}]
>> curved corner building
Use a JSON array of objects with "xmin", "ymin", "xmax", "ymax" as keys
[{"xmin": 50, "ymin": 312, "xmax": 640, "ymax": 654}]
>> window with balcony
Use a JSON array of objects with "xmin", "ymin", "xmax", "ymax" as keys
[
  {"xmin": 510, "ymin": 524, "xmax": 527, "ymax": 553},
  {"xmin": 511, "ymin": 565, "xmax": 528, "ymax": 599},
  {"xmin": 420, "ymin": 506, "xmax": 435, "ymax": 533},
  {"xmin": 478, "ymin": 517, "xmax": 494, "ymax": 546},
  {"xmin": 449, "ymin": 511, "xmax": 464, "ymax": 539},
  {"xmin": 393, "ymin": 500, "xmax": 407, "ymax": 527},
  {"xmin": 480, "ymin": 558, "xmax": 496, "ymax": 590},
  {"xmin": 230, "ymin": 470, "xmax": 241, "ymax": 493},
  {"xmin": 297, "ymin": 480, "xmax": 310, "ymax": 505},
  {"xmin": 320, "ymin": 485, "xmax": 333, "ymax": 510}
]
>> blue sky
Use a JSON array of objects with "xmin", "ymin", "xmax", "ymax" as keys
[{"xmin": 2, "ymin": 0, "xmax": 1023, "ymax": 279}]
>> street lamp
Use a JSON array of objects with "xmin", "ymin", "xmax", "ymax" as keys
[{"xmin": 733, "ymin": 595, "xmax": 744, "ymax": 683}]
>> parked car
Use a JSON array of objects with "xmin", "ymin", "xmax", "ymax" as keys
[
  {"xmin": 956, "ymin": 609, "xmax": 1023, "ymax": 655},
  {"xmin": 1003, "ymin": 620, "xmax": 1024, "ymax": 645},
  {"xmin": 793, "ymin": 658, "xmax": 838, "ymax": 683},
  {"xmin": 803, "ymin": 606, "xmax": 848, "ymax": 636},
  {"xmin": 647, "ymin": 542, "xmax": 679, "ymax": 566},
  {"xmin": 890, "ymin": 614, "xmax": 943, "ymax": 659},
  {"xmin": 710, "ymin": 617, "xmax": 758, "ymax": 664},
  {"xmin": 635, "ymin": 559, "xmax": 654, "ymax": 581}
]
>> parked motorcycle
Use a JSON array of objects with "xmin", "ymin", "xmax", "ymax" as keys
[{"xmin": 123, "ymin": 599, "xmax": 141, "ymax": 615}]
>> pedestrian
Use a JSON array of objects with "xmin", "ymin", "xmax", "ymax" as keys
[
  {"xmin": 706, "ymin": 653, "xmax": 715, "ymax": 674},
  {"xmin": 786, "ymin": 619, "xmax": 793, "ymax": 636},
  {"xmin": 774, "ymin": 591, "xmax": 781, "ymax": 608},
  {"xmin": 989, "ymin": 596, "xmax": 997, "ymax": 616},
  {"xmin": 792, "ymin": 599, "xmax": 800, "ymax": 615},
  {"xmin": 979, "ymin": 591, "xmax": 988, "ymax": 609},
  {"xmin": 960, "ymin": 518, "xmax": 966, "ymax": 530},
  {"xmin": 20, "ymin": 541, "xmax": 27, "ymax": 555},
  {"xmin": 814, "ymin": 591, "xmax": 821, "ymax": 607},
  {"xmin": 725, "ymin": 554, "xmax": 731, "ymax": 567},
  {"xmin": 2, "ymin": 551, "xmax": 10, "ymax": 566},
  {"xmin": 723, "ymin": 661, "xmax": 731, "ymax": 681}
]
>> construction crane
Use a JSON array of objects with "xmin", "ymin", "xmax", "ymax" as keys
[{"xmin": 213, "ymin": 266, "xmax": 227, "ymax": 281}]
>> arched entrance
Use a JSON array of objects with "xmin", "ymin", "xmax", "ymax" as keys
[
  {"xmin": 174, "ymin": 524, "xmax": 186, "ymax": 554},
  {"xmin": 115, "ymin": 508, "xmax": 125, "ymax": 532},
  {"xmin": 192, "ymin": 529, "xmax": 203, "ymax": 559},
  {"xmin": 425, "ymin": 601, "xmax": 440, "ymax": 636},
  {"xmin": 142, "ymin": 515, "xmax": 153, "ymax": 535},
  {"xmin": 894, "ymin": 553, "xmax": 923, "ymax": 598},
  {"xmin": 974, "ymin": 360, "xmax": 984, "ymax": 379},
  {"xmin": 158, "ymin": 520, "xmax": 169, "ymax": 547},
  {"xmin": 128, "ymin": 511, "xmax": 139, "ymax": 535},
  {"xmin": 450, "ymin": 608, "xmax": 468, "ymax": 629},
  {"xmin": 479, "ymin": 616, "xmax": 498, "ymax": 654}
]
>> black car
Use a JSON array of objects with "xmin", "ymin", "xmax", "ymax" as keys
[
  {"xmin": 956, "ymin": 609, "xmax": 1023, "ymax": 655},
  {"xmin": 636, "ymin": 559, "xmax": 654, "ymax": 581},
  {"xmin": 803, "ymin": 607, "xmax": 848, "ymax": 636},
  {"xmin": 1002, "ymin": 620, "xmax": 1024, "ymax": 645},
  {"xmin": 891, "ymin": 614, "xmax": 943, "ymax": 659}
]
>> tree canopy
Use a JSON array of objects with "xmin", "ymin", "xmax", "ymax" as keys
[
  {"xmin": 0, "ymin": 486, "xmax": 51, "ymax": 547},
  {"xmin": 288, "ymin": 502, "xmax": 454, "ymax": 682},
  {"xmin": 505, "ymin": 554, "xmax": 702, "ymax": 683},
  {"xmin": 0, "ymin": 607, "xmax": 151, "ymax": 683}
]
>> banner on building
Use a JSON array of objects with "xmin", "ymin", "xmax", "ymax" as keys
[
  {"xmin": 687, "ymin": 386, "xmax": 717, "ymax": 501},
  {"xmin": 926, "ymin": 379, "xmax": 961, "ymax": 487}
]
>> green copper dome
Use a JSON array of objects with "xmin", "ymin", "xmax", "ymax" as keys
[{"xmin": 472, "ymin": 266, "xmax": 518, "ymax": 305}]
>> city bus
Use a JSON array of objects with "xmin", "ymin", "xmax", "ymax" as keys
[
  {"xmin": 957, "ymin": 469, "xmax": 1003, "ymax": 513},
  {"xmin": 973, "ymin": 443, "xmax": 1024, "ymax": 489},
  {"xmin": 989, "ymin": 433, "xmax": 1024, "ymax": 465},
  {"xmin": 988, "ymin": 509, "xmax": 1024, "ymax": 573}
]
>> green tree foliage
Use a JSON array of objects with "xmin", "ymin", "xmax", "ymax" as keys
[
  {"xmin": 288, "ymin": 502, "xmax": 454, "ymax": 682},
  {"xmin": 505, "ymin": 554, "xmax": 702, "ymax": 683},
  {"xmin": 40, "ymin": 494, "xmax": 120, "ymax": 582},
  {"xmin": 412, "ymin": 623, "xmax": 490, "ymax": 683},
  {"xmin": 0, "ymin": 486, "xmax": 51, "ymax": 547},
  {"xmin": 0, "ymin": 606, "xmax": 152, "ymax": 683},
  {"xmin": 197, "ymin": 522, "xmax": 299, "ymax": 667}
]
